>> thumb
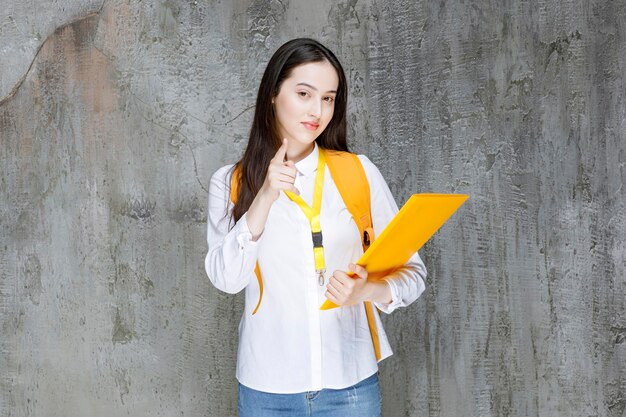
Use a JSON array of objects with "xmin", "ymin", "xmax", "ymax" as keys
[{"xmin": 349, "ymin": 263, "xmax": 367, "ymax": 279}]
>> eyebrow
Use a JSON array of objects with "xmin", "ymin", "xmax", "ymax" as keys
[{"xmin": 296, "ymin": 82, "xmax": 337, "ymax": 94}]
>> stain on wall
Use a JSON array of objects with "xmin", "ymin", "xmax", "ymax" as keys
[{"xmin": 1, "ymin": 0, "xmax": 624, "ymax": 416}]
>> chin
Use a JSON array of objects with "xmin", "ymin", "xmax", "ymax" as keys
[{"xmin": 291, "ymin": 134, "xmax": 317, "ymax": 146}]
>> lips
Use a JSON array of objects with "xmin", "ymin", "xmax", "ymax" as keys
[{"xmin": 301, "ymin": 122, "xmax": 319, "ymax": 131}]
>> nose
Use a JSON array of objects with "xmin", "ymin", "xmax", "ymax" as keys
[{"xmin": 308, "ymin": 98, "xmax": 322, "ymax": 119}]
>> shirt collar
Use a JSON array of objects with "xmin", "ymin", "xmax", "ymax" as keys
[{"xmin": 294, "ymin": 142, "xmax": 319, "ymax": 177}]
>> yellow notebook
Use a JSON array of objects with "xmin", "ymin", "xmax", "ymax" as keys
[{"xmin": 320, "ymin": 193, "xmax": 469, "ymax": 310}]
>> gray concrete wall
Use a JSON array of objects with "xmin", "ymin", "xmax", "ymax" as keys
[{"xmin": 1, "ymin": 0, "xmax": 624, "ymax": 416}]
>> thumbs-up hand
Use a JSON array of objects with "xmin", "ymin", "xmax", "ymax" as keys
[{"xmin": 260, "ymin": 138, "xmax": 300, "ymax": 202}]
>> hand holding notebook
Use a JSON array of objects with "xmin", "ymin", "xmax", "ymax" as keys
[{"xmin": 320, "ymin": 193, "xmax": 469, "ymax": 310}]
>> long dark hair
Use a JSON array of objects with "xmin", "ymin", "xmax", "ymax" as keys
[{"xmin": 231, "ymin": 38, "xmax": 349, "ymax": 224}]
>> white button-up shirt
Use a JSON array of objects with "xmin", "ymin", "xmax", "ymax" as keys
[{"xmin": 205, "ymin": 143, "xmax": 427, "ymax": 394}]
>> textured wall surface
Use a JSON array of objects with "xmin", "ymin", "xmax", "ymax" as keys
[{"xmin": 1, "ymin": 0, "xmax": 625, "ymax": 416}]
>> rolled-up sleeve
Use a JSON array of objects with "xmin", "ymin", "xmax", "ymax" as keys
[
  {"xmin": 205, "ymin": 165, "xmax": 261, "ymax": 294},
  {"xmin": 358, "ymin": 156, "xmax": 427, "ymax": 314},
  {"xmin": 375, "ymin": 251, "xmax": 427, "ymax": 314}
]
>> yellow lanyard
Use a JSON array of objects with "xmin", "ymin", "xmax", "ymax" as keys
[{"xmin": 284, "ymin": 148, "xmax": 327, "ymax": 286}]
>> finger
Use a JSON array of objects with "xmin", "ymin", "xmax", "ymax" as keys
[
  {"xmin": 325, "ymin": 289, "xmax": 341, "ymax": 306},
  {"xmin": 332, "ymin": 271, "xmax": 353, "ymax": 288},
  {"xmin": 277, "ymin": 172, "xmax": 296, "ymax": 184},
  {"xmin": 328, "ymin": 277, "xmax": 343, "ymax": 293},
  {"xmin": 330, "ymin": 274, "xmax": 350, "ymax": 293},
  {"xmin": 278, "ymin": 164, "xmax": 298, "ymax": 179},
  {"xmin": 278, "ymin": 180, "xmax": 300, "ymax": 195},
  {"xmin": 278, "ymin": 181, "xmax": 300, "ymax": 196},
  {"xmin": 326, "ymin": 284, "xmax": 344, "ymax": 303},
  {"xmin": 268, "ymin": 162, "xmax": 296, "ymax": 178},
  {"xmin": 273, "ymin": 138, "xmax": 289, "ymax": 162},
  {"xmin": 267, "ymin": 164, "xmax": 296, "ymax": 185}
]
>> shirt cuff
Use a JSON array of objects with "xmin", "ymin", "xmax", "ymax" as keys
[
  {"xmin": 373, "ymin": 278, "xmax": 402, "ymax": 314},
  {"xmin": 234, "ymin": 212, "xmax": 262, "ymax": 250}
]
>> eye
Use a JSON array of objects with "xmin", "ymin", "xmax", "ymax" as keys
[
  {"xmin": 297, "ymin": 91, "xmax": 309, "ymax": 98},
  {"xmin": 323, "ymin": 96, "xmax": 335, "ymax": 103}
]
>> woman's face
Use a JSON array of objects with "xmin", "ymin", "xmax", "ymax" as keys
[{"xmin": 273, "ymin": 60, "xmax": 339, "ymax": 150}]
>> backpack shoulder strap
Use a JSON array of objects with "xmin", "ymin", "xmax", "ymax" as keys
[
  {"xmin": 229, "ymin": 165, "xmax": 263, "ymax": 315},
  {"xmin": 324, "ymin": 150, "xmax": 375, "ymax": 250},
  {"xmin": 324, "ymin": 149, "xmax": 382, "ymax": 361},
  {"xmin": 229, "ymin": 165, "xmax": 241, "ymax": 204}
]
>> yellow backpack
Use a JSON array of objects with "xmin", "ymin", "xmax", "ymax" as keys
[{"xmin": 230, "ymin": 149, "xmax": 382, "ymax": 361}]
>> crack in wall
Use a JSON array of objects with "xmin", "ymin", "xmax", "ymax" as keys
[
  {"xmin": 0, "ymin": 0, "xmax": 106, "ymax": 108},
  {"xmin": 213, "ymin": 104, "xmax": 255, "ymax": 126},
  {"xmin": 1, "ymin": 2, "xmax": 210, "ymax": 195}
]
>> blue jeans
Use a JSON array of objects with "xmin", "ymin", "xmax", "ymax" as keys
[{"xmin": 238, "ymin": 372, "xmax": 381, "ymax": 417}]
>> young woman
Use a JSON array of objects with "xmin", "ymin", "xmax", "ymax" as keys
[{"xmin": 205, "ymin": 38, "xmax": 427, "ymax": 416}]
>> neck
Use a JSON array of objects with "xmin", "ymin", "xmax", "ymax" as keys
[{"xmin": 286, "ymin": 140, "xmax": 316, "ymax": 163}]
